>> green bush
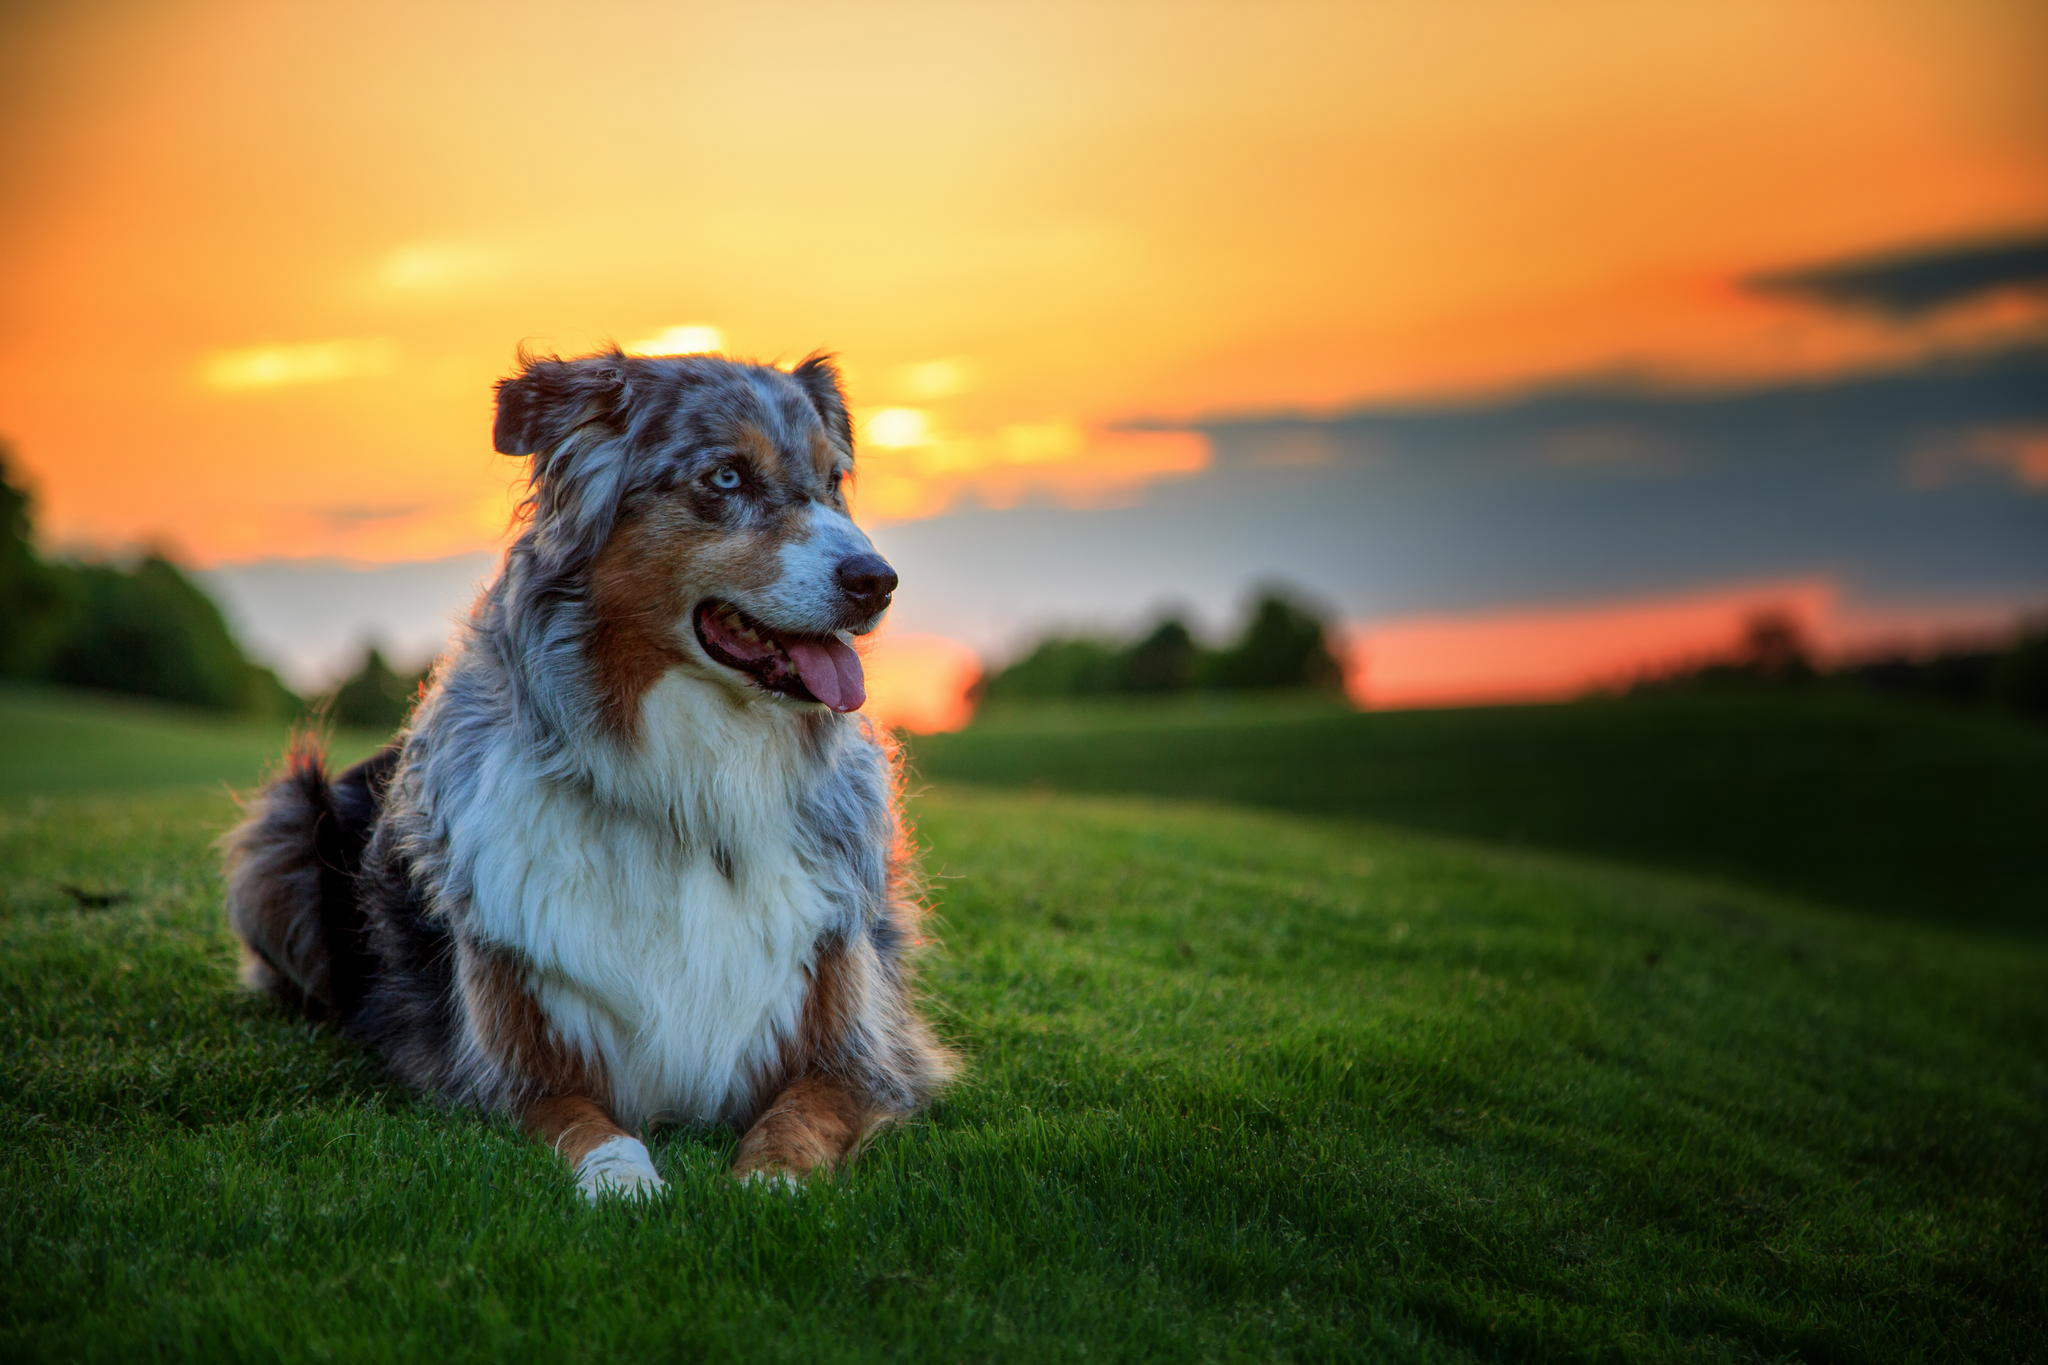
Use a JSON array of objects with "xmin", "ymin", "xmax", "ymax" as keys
[
  {"xmin": 0, "ymin": 443, "xmax": 300, "ymax": 716},
  {"xmin": 981, "ymin": 587, "xmax": 1346, "ymax": 701},
  {"xmin": 324, "ymin": 645, "xmax": 426, "ymax": 732},
  {"xmin": 0, "ymin": 445, "xmax": 73, "ymax": 679}
]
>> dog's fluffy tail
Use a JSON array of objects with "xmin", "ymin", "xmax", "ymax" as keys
[{"xmin": 222, "ymin": 736, "xmax": 392, "ymax": 1019}]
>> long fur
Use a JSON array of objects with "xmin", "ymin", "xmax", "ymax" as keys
[
  {"xmin": 223, "ymin": 348, "xmax": 952, "ymax": 1180},
  {"xmin": 223, "ymin": 736, "xmax": 392, "ymax": 1018}
]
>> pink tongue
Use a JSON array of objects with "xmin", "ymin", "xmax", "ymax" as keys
[{"xmin": 785, "ymin": 637, "xmax": 866, "ymax": 713}]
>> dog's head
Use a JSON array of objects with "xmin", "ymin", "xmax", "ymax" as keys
[{"xmin": 494, "ymin": 347, "xmax": 891, "ymax": 716}]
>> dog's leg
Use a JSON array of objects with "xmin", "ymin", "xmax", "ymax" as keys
[
  {"xmin": 459, "ymin": 944, "xmax": 665, "ymax": 1203},
  {"xmin": 732, "ymin": 1074, "xmax": 878, "ymax": 1184},
  {"xmin": 521, "ymin": 1094, "xmax": 666, "ymax": 1201}
]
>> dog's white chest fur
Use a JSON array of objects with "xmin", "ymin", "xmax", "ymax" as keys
[{"xmin": 451, "ymin": 673, "xmax": 837, "ymax": 1127}]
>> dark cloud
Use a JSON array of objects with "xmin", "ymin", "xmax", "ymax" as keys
[
  {"xmin": 874, "ymin": 340, "xmax": 2048, "ymax": 649},
  {"xmin": 1184, "ymin": 339, "xmax": 2048, "ymax": 483},
  {"xmin": 1745, "ymin": 228, "xmax": 2048, "ymax": 319}
]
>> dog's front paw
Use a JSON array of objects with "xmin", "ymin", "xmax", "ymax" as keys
[
  {"xmin": 574, "ymin": 1135, "xmax": 668, "ymax": 1203},
  {"xmin": 734, "ymin": 1165, "xmax": 805, "ymax": 1192}
]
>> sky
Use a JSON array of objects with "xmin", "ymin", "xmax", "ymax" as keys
[{"xmin": 3, "ymin": 0, "xmax": 2044, "ymax": 727}]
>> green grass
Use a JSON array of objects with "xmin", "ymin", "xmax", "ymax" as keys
[
  {"xmin": 2, "ymin": 687, "xmax": 2043, "ymax": 1361},
  {"xmin": 0, "ymin": 685, "xmax": 387, "ymax": 800},
  {"xmin": 910, "ymin": 691, "xmax": 2048, "ymax": 936}
]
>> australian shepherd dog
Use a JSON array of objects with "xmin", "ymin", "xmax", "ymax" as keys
[{"xmin": 223, "ymin": 347, "xmax": 953, "ymax": 1200}]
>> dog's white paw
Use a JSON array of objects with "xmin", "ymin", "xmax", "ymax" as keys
[
  {"xmin": 736, "ymin": 1167, "xmax": 804, "ymax": 1192},
  {"xmin": 575, "ymin": 1135, "xmax": 668, "ymax": 1203}
]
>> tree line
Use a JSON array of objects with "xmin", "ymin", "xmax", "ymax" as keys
[
  {"xmin": 1, "ymin": 444, "xmax": 432, "ymax": 728},
  {"xmin": 1, "ymin": 446, "xmax": 299, "ymax": 715},
  {"xmin": 976, "ymin": 588, "xmax": 1348, "ymax": 702},
  {"xmin": 1627, "ymin": 607, "xmax": 2048, "ymax": 721}
]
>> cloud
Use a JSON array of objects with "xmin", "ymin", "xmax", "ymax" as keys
[
  {"xmin": 1175, "ymin": 338, "xmax": 2048, "ymax": 490},
  {"xmin": 372, "ymin": 241, "xmax": 513, "ymax": 294},
  {"xmin": 854, "ymin": 421, "xmax": 1211, "ymax": 523},
  {"xmin": 865, "ymin": 337, "xmax": 2048, "ymax": 659},
  {"xmin": 1746, "ymin": 227, "xmax": 2048, "ymax": 320},
  {"xmin": 200, "ymin": 338, "xmax": 396, "ymax": 391},
  {"xmin": 1908, "ymin": 424, "xmax": 2048, "ymax": 490},
  {"xmin": 312, "ymin": 502, "xmax": 428, "ymax": 531},
  {"xmin": 893, "ymin": 358, "xmax": 976, "ymax": 402},
  {"xmin": 625, "ymin": 324, "xmax": 724, "ymax": 355}
]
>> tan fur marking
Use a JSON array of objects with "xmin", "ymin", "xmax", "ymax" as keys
[
  {"xmin": 463, "ymin": 946, "xmax": 611, "ymax": 1105},
  {"xmin": 748, "ymin": 934, "xmax": 850, "ymax": 1114},
  {"xmin": 733, "ymin": 421, "xmax": 781, "ymax": 480},
  {"xmin": 809, "ymin": 431, "xmax": 839, "ymax": 482},
  {"xmin": 800, "ymin": 934, "xmax": 852, "ymax": 1058},
  {"xmin": 720, "ymin": 502, "xmax": 808, "ymax": 604},
  {"xmin": 466, "ymin": 947, "xmax": 637, "ymax": 1176},
  {"xmin": 734, "ymin": 937, "xmax": 884, "ymax": 1177},
  {"xmin": 521, "ymin": 1095, "xmax": 632, "ymax": 1167},
  {"xmin": 586, "ymin": 510, "xmax": 695, "ymax": 738},
  {"xmin": 733, "ymin": 1074, "xmax": 874, "ymax": 1178},
  {"xmin": 733, "ymin": 749, "xmax": 957, "ymax": 1171}
]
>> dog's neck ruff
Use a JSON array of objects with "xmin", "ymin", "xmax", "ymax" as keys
[
  {"xmin": 578, "ymin": 666, "xmax": 845, "ymax": 838},
  {"xmin": 422, "ymin": 654, "xmax": 876, "ymax": 1128}
]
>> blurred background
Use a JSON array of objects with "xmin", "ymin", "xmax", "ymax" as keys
[{"xmin": 2, "ymin": 2, "xmax": 2044, "ymax": 790}]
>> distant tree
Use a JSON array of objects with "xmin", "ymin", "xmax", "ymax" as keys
[
  {"xmin": 979, "ymin": 635, "xmax": 1124, "ymax": 701},
  {"xmin": 1990, "ymin": 620, "xmax": 2048, "ymax": 720},
  {"xmin": 976, "ymin": 587, "xmax": 1350, "ymax": 706},
  {"xmin": 247, "ymin": 664, "xmax": 303, "ymax": 718},
  {"xmin": 1632, "ymin": 603, "xmax": 2048, "ymax": 725},
  {"xmin": 326, "ymin": 644, "xmax": 425, "ymax": 731},
  {"xmin": 0, "ymin": 444, "xmax": 71, "ymax": 678},
  {"xmin": 1208, "ymin": 589, "xmax": 1346, "ymax": 692},
  {"xmin": 1118, "ymin": 616, "xmax": 1200, "ymax": 693},
  {"xmin": 46, "ymin": 554, "xmax": 296, "ymax": 714},
  {"xmin": 1733, "ymin": 609, "xmax": 1815, "ymax": 682},
  {"xmin": 2, "ymin": 443, "xmax": 302, "ymax": 714}
]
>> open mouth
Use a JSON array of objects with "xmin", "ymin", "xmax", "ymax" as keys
[{"xmin": 692, "ymin": 601, "xmax": 866, "ymax": 713}]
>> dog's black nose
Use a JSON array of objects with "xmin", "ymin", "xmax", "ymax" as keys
[{"xmin": 835, "ymin": 554, "xmax": 898, "ymax": 613}]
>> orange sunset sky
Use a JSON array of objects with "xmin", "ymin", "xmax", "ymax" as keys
[{"xmin": 4, "ymin": 0, "xmax": 2045, "ymax": 729}]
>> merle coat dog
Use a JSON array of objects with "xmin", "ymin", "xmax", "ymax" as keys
[{"xmin": 224, "ymin": 348, "xmax": 952, "ymax": 1199}]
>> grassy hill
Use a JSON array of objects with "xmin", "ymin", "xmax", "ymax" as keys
[
  {"xmin": 2, "ymin": 687, "xmax": 2043, "ymax": 1361},
  {"xmin": 0, "ymin": 684, "xmax": 390, "ymax": 799},
  {"xmin": 910, "ymin": 691, "xmax": 2048, "ymax": 936}
]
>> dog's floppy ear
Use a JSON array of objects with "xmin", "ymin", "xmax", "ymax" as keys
[
  {"xmin": 492, "ymin": 364, "xmax": 549, "ymax": 456},
  {"xmin": 791, "ymin": 351, "xmax": 853, "ymax": 452},
  {"xmin": 493, "ymin": 350, "xmax": 631, "ymax": 456}
]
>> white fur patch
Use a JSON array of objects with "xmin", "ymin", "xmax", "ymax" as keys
[
  {"xmin": 575, "ymin": 1135, "xmax": 666, "ymax": 1201},
  {"xmin": 448, "ymin": 670, "xmax": 850, "ymax": 1128}
]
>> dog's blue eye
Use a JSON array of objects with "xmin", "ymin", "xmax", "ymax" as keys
[{"xmin": 708, "ymin": 466, "xmax": 742, "ymax": 491}]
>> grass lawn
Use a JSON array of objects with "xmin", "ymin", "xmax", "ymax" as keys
[
  {"xmin": 2, "ymin": 687, "xmax": 2043, "ymax": 1361},
  {"xmin": 910, "ymin": 691, "xmax": 2048, "ymax": 937},
  {"xmin": 0, "ymin": 685, "xmax": 389, "ymax": 800}
]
